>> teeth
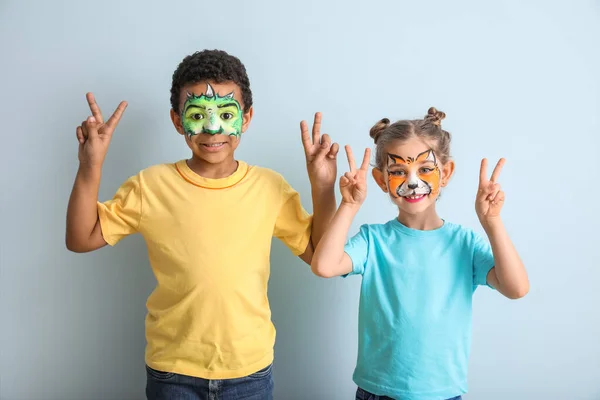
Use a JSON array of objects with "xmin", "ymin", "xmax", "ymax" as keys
[{"xmin": 204, "ymin": 143, "xmax": 224, "ymax": 147}]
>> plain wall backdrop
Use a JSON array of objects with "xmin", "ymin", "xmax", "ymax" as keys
[{"xmin": 1, "ymin": 0, "xmax": 599, "ymax": 399}]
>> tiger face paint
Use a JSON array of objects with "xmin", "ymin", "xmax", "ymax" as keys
[
  {"xmin": 387, "ymin": 149, "xmax": 441, "ymax": 201},
  {"xmin": 181, "ymin": 83, "xmax": 243, "ymax": 138}
]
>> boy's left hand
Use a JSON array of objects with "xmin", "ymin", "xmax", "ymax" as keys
[
  {"xmin": 476, "ymin": 158, "xmax": 506, "ymax": 225},
  {"xmin": 301, "ymin": 112, "xmax": 339, "ymax": 189}
]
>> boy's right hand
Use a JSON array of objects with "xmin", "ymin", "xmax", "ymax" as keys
[
  {"xmin": 339, "ymin": 145, "xmax": 371, "ymax": 207},
  {"xmin": 76, "ymin": 93, "xmax": 128, "ymax": 168}
]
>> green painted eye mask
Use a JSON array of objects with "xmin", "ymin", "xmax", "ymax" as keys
[{"xmin": 181, "ymin": 83, "xmax": 243, "ymax": 138}]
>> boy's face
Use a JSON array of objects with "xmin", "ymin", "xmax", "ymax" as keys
[{"xmin": 171, "ymin": 81, "xmax": 253, "ymax": 165}]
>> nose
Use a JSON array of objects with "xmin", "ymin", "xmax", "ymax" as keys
[{"xmin": 408, "ymin": 182, "xmax": 418, "ymax": 190}]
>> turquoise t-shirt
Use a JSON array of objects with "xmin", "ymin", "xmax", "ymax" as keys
[{"xmin": 344, "ymin": 219, "xmax": 495, "ymax": 400}]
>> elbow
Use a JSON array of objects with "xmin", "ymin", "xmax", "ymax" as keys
[
  {"xmin": 310, "ymin": 261, "xmax": 336, "ymax": 279},
  {"xmin": 505, "ymin": 282, "xmax": 530, "ymax": 300},
  {"xmin": 65, "ymin": 236, "xmax": 88, "ymax": 253}
]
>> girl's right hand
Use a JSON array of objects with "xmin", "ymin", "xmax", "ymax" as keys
[
  {"xmin": 76, "ymin": 93, "xmax": 127, "ymax": 168},
  {"xmin": 340, "ymin": 145, "xmax": 371, "ymax": 207}
]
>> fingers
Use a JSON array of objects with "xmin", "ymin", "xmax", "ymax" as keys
[
  {"xmin": 490, "ymin": 158, "xmax": 506, "ymax": 183},
  {"xmin": 493, "ymin": 191, "xmax": 505, "ymax": 204},
  {"xmin": 86, "ymin": 92, "xmax": 104, "ymax": 124},
  {"xmin": 105, "ymin": 101, "xmax": 128, "ymax": 129},
  {"xmin": 340, "ymin": 175, "xmax": 350, "ymax": 187},
  {"xmin": 314, "ymin": 133, "xmax": 332, "ymax": 160},
  {"xmin": 80, "ymin": 119, "xmax": 90, "ymax": 140},
  {"xmin": 300, "ymin": 120, "xmax": 311, "ymax": 153},
  {"xmin": 479, "ymin": 158, "xmax": 488, "ymax": 186},
  {"xmin": 487, "ymin": 183, "xmax": 501, "ymax": 201},
  {"xmin": 312, "ymin": 112, "xmax": 322, "ymax": 145},
  {"xmin": 76, "ymin": 126, "xmax": 85, "ymax": 144},
  {"xmin": 327, "ymin": 142, "xmax": 340, "ymax": 159},
  {"xmin": 359, "ymin": 148, "xmax": 371, "ymax": 171},
  {"xmin": 345, "ymin": 145, "xmax": 357, "ymax": 172},
  {"xmin": 83, "ymin": 116, "xmax": 99, "ymax": 138}
]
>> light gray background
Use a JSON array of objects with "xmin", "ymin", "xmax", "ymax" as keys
[{"xmin": 1, "ymin": 1, "xmax": 599, "ymax": 399}]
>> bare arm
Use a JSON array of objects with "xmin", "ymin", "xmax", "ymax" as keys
[
  {"xmin": 476, "ymin": 158, "xmax": 529, "ymax": 299},
  {"xmin": 298, "ymin": 112, "xmax": 340, "ymax": 264},
  {"xmin": 66, "ymin": 165, "xmax": 106, "ymax": 252},
  {"xmin": 484, "ymin": 220, "xmax": 529, "ymax": 299},
  {"xmin": 311, "ymin": 146, "xmax": 370, "ymax": 278},
  {"xmin": 311, "ymin": 203, "xmax": 356, "ymax": 277},
  {"xmin": 65, "ymin": 93, "xmax": 127, "ymax": 253}
]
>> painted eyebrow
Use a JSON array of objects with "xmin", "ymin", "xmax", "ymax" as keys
[
  {"xmin": 217, "ymin": 102, "xmax": 239, "ymax": 109},
  {"xmin": 387, "ymin": 153, "xmax": 406, "ymax": 163},
  {"xmin": 185, "ymin": 104, "xmax": 206, "ymax": 112}
]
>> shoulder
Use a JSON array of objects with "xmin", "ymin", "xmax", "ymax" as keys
[
  {"xmin": 247, "ymin": 165, "xmax": 285, "ymax": 183},
  {"xmin": 354, "ymin": 221, "xmax": 392, "ymax": 238},
  {"xmin": 442, "ymin": 221, "xmax": 487, "ymax": 247},
  {"xmin": 134, "ymin": 162, "xmax": 180, "ymax": 189},
  {"xmin": 139, "ymin": 162, "xmax": 178, "ymax": 177},
  {"xmin": 246, "ymin": 165, "xmax": 298, "ymax": 195}
]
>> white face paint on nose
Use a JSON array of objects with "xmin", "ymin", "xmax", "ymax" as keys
[{"xmin": 407, "ymin": 171, "xmax": 420, "ymax": 190}]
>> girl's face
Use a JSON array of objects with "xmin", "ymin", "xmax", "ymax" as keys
[{"xmin": 373, "ymin": 138, "xmax": 454, "ymax": 215}]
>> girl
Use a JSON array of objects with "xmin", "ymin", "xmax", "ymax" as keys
[{"xmin": 311, "ymin": 108, "xmax": 529, "ymax": 400}]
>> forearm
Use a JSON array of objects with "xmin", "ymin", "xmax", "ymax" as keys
[
  {"xmin": 312, "ymin": 203, "xmax": 358, "ymax": 277},
  {"xmin": 66, "ymin": 165, "xmax": 102, "ymax": 252},
  {"xmin": 310, "ymin": 184, "xmax": 337, "ymax": 247},
  {"xmin": 483, "ymin": 218, "xmax": 529, "ymax": 298}
]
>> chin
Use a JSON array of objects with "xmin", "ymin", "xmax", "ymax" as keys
[{"xmin": 193, "ymin": 151, "xmax": 233, "ymax": 164}]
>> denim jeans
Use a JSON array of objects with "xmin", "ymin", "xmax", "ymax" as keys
[
  {"xmin": 356, "ymin": 387, "xmax": 462, "ymax": 400},
  {"xmin": 146, "ymin": 364, "xmax": 273, "ymax": 400}
]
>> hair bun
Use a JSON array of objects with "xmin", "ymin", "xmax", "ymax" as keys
[
  {"xmin": 426, "ymin": 107, "xmax": 446, "ymax": 127},
  {"xmin": 369, "ymin": 118, "xmax": 390, "ymax": 144}
]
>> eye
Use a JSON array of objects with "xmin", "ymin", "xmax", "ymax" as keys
[
  {"xmin": 420, "ymin": 167, "xmax": 434, "ymax": 174},
  {"xmin": 191, "ymin": 113, "xmax": 204, "ymax": 121},
  {"xmin": 221, "ymin": 113, "xmax": 233, "ymax": 120},
  {"xmin": 389, "ymin": 170, "xmax": 406, "ymax": 176}
]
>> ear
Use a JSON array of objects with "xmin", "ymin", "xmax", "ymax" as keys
[
  {"xmin": 170, "ymin": 109, "xmax": 185, "ymax": 136},
  {"xmin": 241, "ymin": 106, "xmax": 254, "ymax": 133},
  {"xmin": 372, "ymin": 168, "xmax": 389, "ymax": 193},
  {"xmin": 440, "ymin": 160, "xmax": 455, "ymax": 186}
]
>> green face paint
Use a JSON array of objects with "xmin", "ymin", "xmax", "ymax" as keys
[{"xmin": 181, "ymin": 83, "xmax": 243, "ymax": 138}]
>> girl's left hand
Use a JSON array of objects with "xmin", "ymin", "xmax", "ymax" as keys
[{"xmin": 476, "ymin": 158, "xmax": 506, "ymax": 222}]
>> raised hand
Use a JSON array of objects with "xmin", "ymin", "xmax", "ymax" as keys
[
  {"xmin": 340, "ymin": 145, "xmax": 371, "ymax": 206},
  {"xmin": 76, "ymin": 93, "xmax": 127, "ymax": 167},
  {"xmin": 300, "ymin": 112, "xmax": 340, "ymax": 189},
  {"xmin": 476, "ymin": 158, "xmax": 506, "ymax": 222}
]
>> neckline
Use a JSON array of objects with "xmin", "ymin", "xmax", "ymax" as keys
[
  {"xmin": 390, "ymin": 218, "xmax": 449, "ymax": 237},
  {"xmin": 175, "ymin": 159, "xmax": 250, "ymax": 189}
]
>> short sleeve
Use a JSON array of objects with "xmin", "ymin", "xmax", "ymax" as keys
[
  {"xmin": 97, "ymin": 174, "xmax": 142, "ymax": 246},
  {"xmin": 343, "ymin": 225, "xmax": 370, "ymax": 276},
  {"xmin": 273, "ymin": 177, "xmax": 312, "ymax": 256},
  {"xmin": 472, "ymin": 232, "xmax": 495, "ymax": 287}
]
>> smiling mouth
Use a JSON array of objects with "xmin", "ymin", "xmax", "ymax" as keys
[
  {"xmin": 402, "ymin": 193, "xmax": 428, "ymax": 203},
  {"xmin": 201, "ymin": 142, "xmax": 226, "ymax": 148}
]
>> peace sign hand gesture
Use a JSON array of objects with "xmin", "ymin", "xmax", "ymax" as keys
[
  {"xmin": 476, "ymin": 158, "xmax": 506, "ymax": 223},
  {"xmin": 76, "ymin": 92, "xmax": 128, "ymax": 168},
  {"xmin": 300, "ymin": 112, "xmax": 340, "ymax": 189},
  {"xmin": 340, "ymin": 146, "xmax": 371, "ymax": 207}
]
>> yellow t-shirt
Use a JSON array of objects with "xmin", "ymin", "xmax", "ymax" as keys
[{"xmin": 97, "ymin": 160, "xmax": 312, "ymax": 379}]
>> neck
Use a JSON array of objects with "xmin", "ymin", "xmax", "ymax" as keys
[
  {"xmin": 186, "ymin": 156, "xmax": 238, "ymax": 179},
  {"xmin": 397, "ymin": 206, "xmax": 443, "ymax": 231}
]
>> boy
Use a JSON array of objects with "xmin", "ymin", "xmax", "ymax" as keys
[{"xmin": 66, "ymin": 50, "xmax": 339, "ymax": 400}]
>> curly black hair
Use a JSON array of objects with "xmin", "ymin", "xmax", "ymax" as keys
[{"xmin": 170, "ymin": 49, "xmax": 253, "ymax": 114}]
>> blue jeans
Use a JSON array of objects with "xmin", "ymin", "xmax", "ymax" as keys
[
  {"xmin": 356, "ymin": 387, "xmax": 462, "ymax": 400},
  {"xmin": 146, "ymin": 364, "xmax": 273, "ymax": 400}
]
